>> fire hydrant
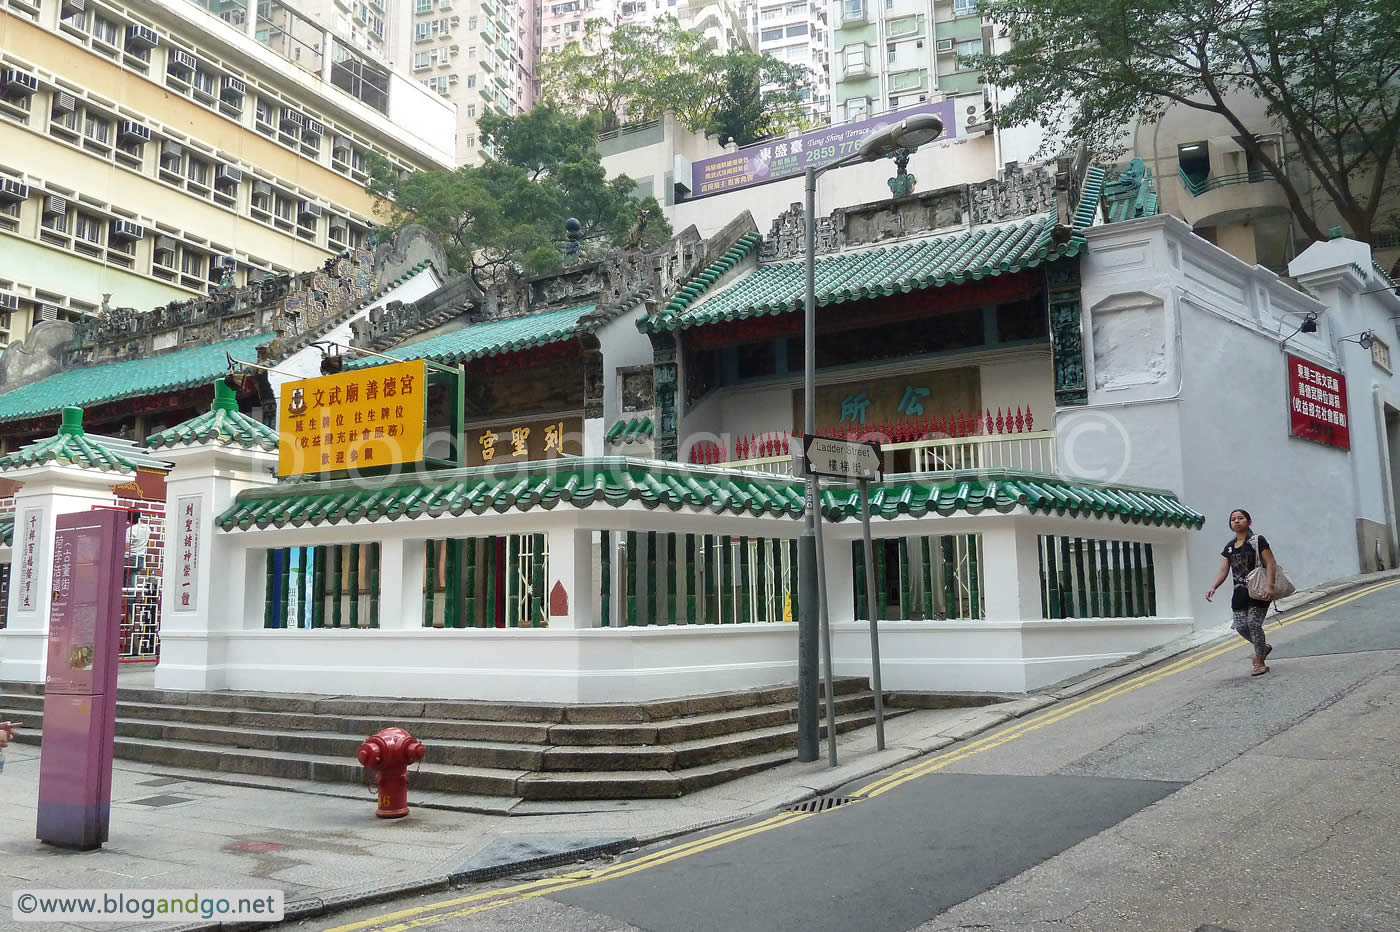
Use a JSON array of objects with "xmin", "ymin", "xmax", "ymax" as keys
[{"xmin": 358, "ymin": 727, "xmax": 426, "ymax": 819}]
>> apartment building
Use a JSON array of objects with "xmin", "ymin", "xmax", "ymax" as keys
[
  {"xmin": 747, "ymin": 0, "xmax": 829, "ymax": 124},
  {"xmin": 831, "ymin": 0, "xmax": 988, "ymax": 121},
  {"xmin": 539, "ymin": 0, "xmax": 747, "ymax": 60},
  {"xmin": 408, "ymin": 0, "xmax": 533, "ymax": 162},
  {"xmin": 0, "ymin": 0, "xmax": 455, "ymax": 350}
]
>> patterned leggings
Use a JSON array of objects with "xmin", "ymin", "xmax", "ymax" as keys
[{"xmin": 1232, "ymin": 602, "xmax": 1270, "ymax": 659}]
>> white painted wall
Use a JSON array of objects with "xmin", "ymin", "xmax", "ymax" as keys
[
  {"xmin": 1077, "ymin": 215, "xmax": 1361, "ymax": 629},
  {"xmin": 598, "ymin": 306, "xmax": 656, "ymax": 425}
]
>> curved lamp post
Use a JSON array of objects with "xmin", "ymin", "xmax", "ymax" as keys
[{"xmin": 797, "ymin": 112, "xmax": 946, "ymax": 765}]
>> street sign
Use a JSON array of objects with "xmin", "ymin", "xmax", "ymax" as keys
[{"xmin": 803, "ymin": 434, "xmax": 883, "ymax": 482}]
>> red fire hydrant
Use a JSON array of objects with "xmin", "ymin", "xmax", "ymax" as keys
[{"xmin": 358, "ymin": 727, "xmax": 426, "ymax": 819}]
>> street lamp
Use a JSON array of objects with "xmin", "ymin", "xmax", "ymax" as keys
[{"xmin": 796, "ymin": 112, "xmax": 945, "ymax": 764}]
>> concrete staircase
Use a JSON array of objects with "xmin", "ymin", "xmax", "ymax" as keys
[{"xmin": 0, "ymin": 678, "xmax": 907, "ymax": 801}]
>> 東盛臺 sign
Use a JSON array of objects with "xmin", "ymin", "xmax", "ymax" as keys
[
  {"xmin": 1287, "ymin": 353, "xmax": 1350, "ymax": 450},
  {"xmin": 278, "ymin": 360, "xmax": 428, "ymax": 476},
  {"xmin": 690, "ymin": 99, "xmax": 957, "ymax": 197}
]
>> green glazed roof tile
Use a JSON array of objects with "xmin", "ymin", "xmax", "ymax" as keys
[
  {"xmin": 216, "ymin": 461, "xmax": 1205, "ymax": 531},
  {"xmin": 0, "ymin": 334, "xmax": 270, "ymax": 425},
  {"xmin": 638, "ymin": 214, "xmax": 1083, "ymax": 334},
  {"xmin": 0, "ymin": 515, "xmax": 12, "ymax": 547},
  {"xmin": 356, "ymin": 304, "xmax": 598, "ymax": 367},
  {"xmin": 1102, "ymin": 159, "xmax": 1159, "ymax": 224},
  {"xmin": 147, "ymin": 379, "xmax": 279, "ymax": 451},
  {"xmin": 607, "ymin": 416, "xmax": 654, "ymax": 444},
  {"xmin": 0, "ymin": 407, "xmax": 140, "ymax": 474}
]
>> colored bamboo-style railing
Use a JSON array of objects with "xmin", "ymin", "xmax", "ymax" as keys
[
  {"xmin": 1038, "ymin": 535, "xmax": 1156, "ymax": 619},
  {"xmin": 423, "ymin": 535, "xmax": 549, "ymax": 628},
  {"xmin": 852, "ymin": 533, "xmax": 985, "ymax": 621},
  {"xmin": 263, "ymin": 544, "xmax": 381, "ymax": 629}
]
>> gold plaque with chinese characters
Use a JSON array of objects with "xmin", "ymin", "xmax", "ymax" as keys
[{"xmin": 278, "ymin": 360, "xmax": 428, "ymax": 476}]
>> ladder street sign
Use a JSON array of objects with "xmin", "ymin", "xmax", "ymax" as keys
[{"xmin": 803, "ymin": 434, "xmax": 883, "ymax": 481}]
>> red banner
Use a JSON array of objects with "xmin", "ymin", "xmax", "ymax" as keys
[{"xmin": 1287, "ymin": 354, "xmax": 1349, "ymax": 450}]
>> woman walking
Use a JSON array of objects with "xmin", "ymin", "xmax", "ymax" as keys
[{"xmin": 1207, "ymin": 509, "xmax": 1277, "ymax": 675}]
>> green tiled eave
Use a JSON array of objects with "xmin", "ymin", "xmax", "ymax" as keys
[
  {"xmin": 0, "ymin": 408, "xmax": 141, "ymax": 474},
  {"xmin": 606, "ymin": 416, "xmax": 654, "ymax": 444},
  {"xmin": 0, "ymin": 515, "xmax": 13, "ymax": 548},
  {"xmin": 637, "ymin": 213, "xmax": 1084, "ymax": 335},
  {"xmin": 353, "ymin": 303, "xmax": 598, "ymax": 368},
  {"xmin": 216, "ymin": 462, "xmax": 1205, "ymax": 531},
  {"xmin": 0, "ymin": 335, "xmax": 270, "ymax": 425},
  {"xmin": 146, "ymin": 379, "xmax": 279, "ymax": 451}
]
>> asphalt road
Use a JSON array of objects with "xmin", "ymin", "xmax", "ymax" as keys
[{"xmin": 310, "ymin": 582, "xmax": 1400, "ymax": 932}]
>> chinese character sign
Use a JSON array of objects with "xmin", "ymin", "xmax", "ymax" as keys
[
  {"xmin": 176, "ymin": 495, "xmax": 201, "ymax": 611},
  {"xmin": 1287, "ymin": 354, "xmax": 1350, "ymax": 450},
  {"xmin": 16, "ymin": 507, "xmax": 43, "ymax": 615},
  {"xmin": 690, "ymin": 99, "xmax": 957, "ymax": 197},
  {"xmin": 277, "ymin": 360, "xmax": 428, "ymax": 476},
  {"xmin": 468, "ymin": 416, "xmax": 583, "ymax": 466}
]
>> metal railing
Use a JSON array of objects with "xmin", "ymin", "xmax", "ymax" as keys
[
  {"xmin": 716, "ymin": 431, "xmax": 1057, "ymax": 476},
  {"xmin": 1178, "ymin": 166, "xmax": 1275, "ymax": 198}
]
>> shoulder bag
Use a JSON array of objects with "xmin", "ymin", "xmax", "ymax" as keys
[{"xmin": 1246, "ymin": 535, "xmax": 1295, "ymax": 601}]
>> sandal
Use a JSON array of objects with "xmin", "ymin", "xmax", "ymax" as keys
[{"xmin": 1252, "ymin": 664, "xmax": 1269, "ymax": 676}]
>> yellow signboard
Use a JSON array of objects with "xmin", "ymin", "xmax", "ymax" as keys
[{"xmin": 278, "ymin": 360, "xmax": 427, "ymax": 476}]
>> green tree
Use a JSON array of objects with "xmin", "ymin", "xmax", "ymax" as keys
[
  {"xmin": 973, "ymin": 0, "xmax": 1400, "ymax": 242},
  {"xmin": 539, "ymin": 17, "xmax": 813, "ymax": 146},
  {"xmin": 366, "ymin": 107, "xmax": 671, "ymax": 288}
]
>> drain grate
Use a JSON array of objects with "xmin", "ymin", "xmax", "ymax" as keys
[{"xmin": 786, "ymin": 795, "xmax": 855, "ymax": 814}]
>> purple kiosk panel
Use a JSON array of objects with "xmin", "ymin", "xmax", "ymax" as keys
[{"xmin": 36, "ymin": 509, "xmax": 126, "ymax": 850}]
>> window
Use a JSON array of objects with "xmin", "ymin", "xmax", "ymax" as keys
[
  {"xmin": 415, "ymin": 22, "xmax": 430, "ymax": 40},
  {"xmin": 83, "ymin": 113, "xmax": 109, "ymax": 144},
  {"xmin": 51, "ymin": 103, "xmax": 79, "ymax": 133},
  {"xmin": 842, "ymin": 0, "xmax": 862, "ymax": 20},
  {"xmin": 1177, "ymin": 141, "xmax": 1210, "ymax": 183},
  {"xmin": 956, "ymin": 38, "xmax": 982, "ymax": 56},
  {"xmin": 181, "ymin": 249, "xmax": 204, "ymax": 276},
  {"xmin": 463, "ymin": 133, "xmax": 475, "ymax": 146},
  {"xmin": 186, "ymin": 156, "xmax": 210, "ymax": 187},
  {"xmin": 468, "ymin": 15, "xmax": 477, "ymax": 27},
  {"xmin": 468, "ymin": 45, "xmax": 477, "ymax": 57},
  {"xmin": 42, "ymin": 210, "xmax": 68, "ymax": 234},
  {"xmin": 760, "ymin": 6, "xmax": 781, "ymax": 20},
  {"xmin": 952, "ymin": 0, "xmax": 975, "ymax": 12},
  {"xmin": 844, "ymin": 43, "xmax": 866, "ymax": 69},
  {"xmin": 844, "ymin": 97, "xmax": 868, "ymax": 120},
  {"xmin": 466, "ymin": 103, "xmax": 476, "ymax": 116},
  {"xmin": 93, "ymin": 16, "xmax": 119, "ymax": 46},
  {"xmin": 414, "ymin": 51, "xmax": 430, "ymax": 69},
  {"xmin": 887, "ymin": 41, "xmax": 896, "ymax": 63},
  {"xmin": 415, "ymin": 0, "xmax": 431, "ymax": 11},
  {"xmin": 786, "ymin": 22, "xmax": 807, "ymax": 36},
  {"xmin": 74, "ymin": 212, "xmax": 103, "ymax": 245},
  {"xmin": 786, "ymin": 2, "xmax": 804, "ymax": 13},
  {"xmin": 467, "ymin": 74, "xmax": 477, "ymax": 87},
  {"xmin": 760, "ymin": 26, "xmax": 782, "ymax": 41},
  {"xmin": 273, "ymin": 194, "xmax": 293, "ymax": 221},
  {"xmin": 193, "ymin": 69, "xmax": 217, "ymax": 96}
]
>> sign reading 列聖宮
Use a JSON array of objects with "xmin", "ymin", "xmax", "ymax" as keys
[{"xmin": 689, "ymin": 99, "xmax": 958, "ymax": 197}]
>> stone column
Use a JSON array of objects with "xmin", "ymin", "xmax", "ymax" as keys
[
  {"xmin": 0, "ymin": 466, "xmax": 122, "ymax": 683},
  {"xmin": 154, "ymin": 444, "xmax": 276, "ymax": 691}
]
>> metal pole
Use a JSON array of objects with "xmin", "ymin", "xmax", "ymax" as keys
[
  {"xmin": 796, "ymin": 165, "xmax": 821, "ymax": 762},
  {"xmin": 859, "ymin": 478, "xmax": 886, "ymax": 750},
  {"xmin": 812, "ymin": 475, "xmax": 838, "ymax": 765}
]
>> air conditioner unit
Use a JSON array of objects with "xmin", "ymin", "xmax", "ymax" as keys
[
  {"xmin": 302, "ymin": 117, "xmax": 325, "ymax": 138},
  {"xmin": 51, "ymin": 92, "xmax": 77, "ymax": 115},
  {"xmin": 168, "ymin": 49, "xmax": 197, "ymax": 74},
  {"xmin": 0, "ymin": 294, "xmax": 18, "ymax": 312},
  {"xmin": 43, "ymin": 194, "xmax": 67, "ymax": 216},
  {"xmin": 955, "ymin": 93, "xmax": 988, "ymax": 136},
  {"xmin": 220, "ymin": 75, "xmax": 246, "ymax": 100},
  {"xmin": 279, "ymin": 108, "xmax": 304, "ymax": 131},
  {"xmin": 109, "ymin": 219, "xmax": 144, "ymax": 241},
  {"xmin": 118, "ymin": 120, "xmax": 151, "ymax": 143},
  {"xmin": 0, "ymin": 68, "xmax": 39, "ymax": 97},
  {"xmin": 0, "ymin": 176, "xmax": 27, "ymax": 203},
  {"xmin": 60, "ymin": 0, "xmax": 85, "ymax": 16},
  {"xmin": 298, "ymin": 201, "xmax": 322, "ymax": 221},
  {"xmin": 332, "ymin": 138, "xmax": 352, "ymax": 162},
  {"xmin": 160, "ymin": 141, "xmax": 184, "ymax": 164},
  {"xmin": 36, "ymin": 304, "xmax": 59, "ymax": 323},
  {"xmin": 125, "ymin": 24, "xmax": 160, "ymax": 51},
  {"xmin": 252, "ymin": 180, "xmax": 272, "ymax": 197},
  {"xmin": 154, "ymin": 234, "xmax": 177, "ymax": 253},
  {"xmin": 213, "ymin": 254, "xmax": 235, "ymax": 269},
  {"xmin": 935, "ymin": 37, "xmax": 953, "ymax": 51},
  {"xmin": 214, "ymin": 163, "xmax": 242, "ymax": 187},
  {"xmin": 329, "ymin": 220, "xmax": 348, "ymax": 239}
]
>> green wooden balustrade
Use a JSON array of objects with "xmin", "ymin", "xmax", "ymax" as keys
[
  {"xmin": 853, "ymin": 534, "xmax": 984, "ymax": 621},
  {"xmin": 1039, "ymin": 535, "xmax": 1157, "ymax": 619},
  {"xmin": 263, "ymin": 544, "xmax": 381, "ymax": 629}
]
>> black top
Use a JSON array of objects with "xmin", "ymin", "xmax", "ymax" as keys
[{"xmin": 1222, "ymin": 534, "xmax": 1271, "ymax": 610}]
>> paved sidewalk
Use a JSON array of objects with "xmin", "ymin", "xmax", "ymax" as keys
[{"xmin": 1, "ymin": 570, "xmax": 1386, "ymax": 932}]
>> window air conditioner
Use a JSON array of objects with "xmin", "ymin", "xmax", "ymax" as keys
[
  {"xmin": 118, "ymin": 120, "xmax": 151, "ymax": 143},
  {"xmin": 109, "ymin": 219, "xmax": 144, "ymax": 241},
  {"xmin": 215, "ymin": 164, "xmax": 242, "ymax": 187},
  {"xmin": 0, "ymin": 176, "xmax": 28, "ymax": 202},
  {"xmin": 125, "ymin": 24, "xmax": 160, "ymax": 50},
  {"xmin": 169, "ymin": 49, "xmax": 197, "ymax": 74}
]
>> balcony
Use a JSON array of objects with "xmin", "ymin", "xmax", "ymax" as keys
[{"xmin": 1176, "ymin": 166, "xmax": 1289, "ymax": 228}]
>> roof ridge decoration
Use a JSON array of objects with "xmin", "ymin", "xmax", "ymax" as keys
[
  {"xmin": 352, "ymin": 302, "xmax": 602, "ymax": 368},
  {"xmin": 1102, "ymin": 159, "xmax": 1159, "ymax": 224},
  {"xmin": 0, "ymin": 406, "xmax": 139, "ymax": 474},
  {"xmin": 146, "ymin": 379, "xmax": 279, "ymax": 452},
  {"xmin": 639, "ymin": 211, "xmax": 1084, "ymax": 334},
  {"xmin": 216, "ymin": 459, "xmax": 1205, "ymax": 530}
]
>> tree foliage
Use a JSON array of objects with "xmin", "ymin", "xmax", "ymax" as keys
[
  {"xmin": 973, "ymin": 0, "xmax": 1400, "ymax": 241},
  {"xmin": 365, "ymin": 107, "xmax": 671, "ymax": 288},
  {"xmin": 538, "ymin": 17, "xmax": 813, "ymax": 146}
]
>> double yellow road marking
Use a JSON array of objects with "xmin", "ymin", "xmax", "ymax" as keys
[
  {"xmin": 325, "ymin": 578, "xmax": 1400, "ymax": 932},
  {"xmin": 855, "ymin": 577, "xmax": 1400, "ymax": 799}
]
